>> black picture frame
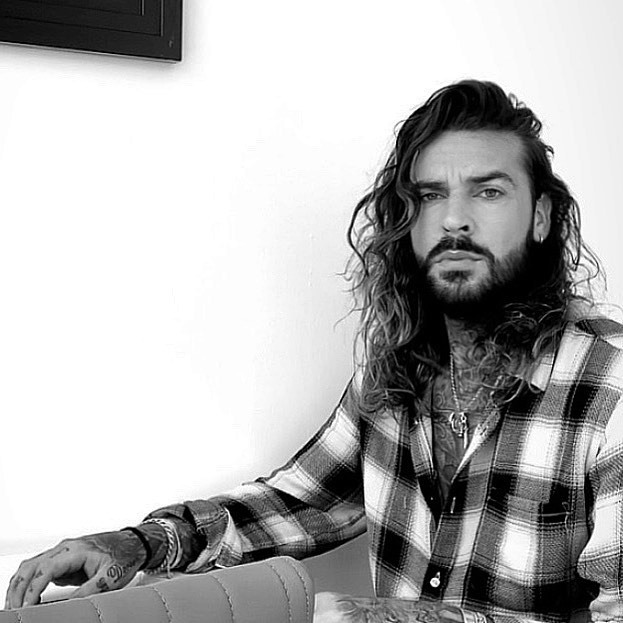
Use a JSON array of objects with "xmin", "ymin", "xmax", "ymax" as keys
[{"xmin": 0, "ymin": 0, "xmax": 183, "ymax": 62}]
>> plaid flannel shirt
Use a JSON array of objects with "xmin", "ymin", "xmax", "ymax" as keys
[{"xmin": 148, "ymin": 316, "xmax": 623, "ymax": 623}]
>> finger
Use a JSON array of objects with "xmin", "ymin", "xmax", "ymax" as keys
[
  {"xmin": 7, "ymin": 542, "xmax": 86, "ymax": 609},
  {"xmin": 70, "ymin": 560, "xmax": 139, "ymax": 600},
  {"xmin": 19, "ymin": 566, "xmax": 58, "ymax": 608},
  {"xmin": 5, "ymin": 560, "xmax": 39, "ymax": 610}
]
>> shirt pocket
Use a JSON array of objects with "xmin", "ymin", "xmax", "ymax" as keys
[
  {"xmin": 467, "ymin": 490, "xmax": 573, "ymax": 615},
  {"xmin": 490, "ymin": 491, "xmax": 570, "ymax": 526},
  {"xmin": 487, "ymin": 490, "xmax": 572, "ymax": 574}
]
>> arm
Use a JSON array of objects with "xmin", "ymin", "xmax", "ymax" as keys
[
  {"xmin": 575, "ymin": 396, "xmax": 623, "ymax": 621},
  {"xmin": 314, "ymin": 593, "xmax": 478, "ymax": 623},
  {"xmin": 145, "ymin": 383, "xmax": 366, "ymax": 572},
  {"xmin": 5, "ymin": 383, "xmax": 364, "ymax": 607}
]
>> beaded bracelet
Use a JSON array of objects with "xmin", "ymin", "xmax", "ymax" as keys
[{"xmin": 141, "ymin": 518, "xmax": 183, "ymax": 576}]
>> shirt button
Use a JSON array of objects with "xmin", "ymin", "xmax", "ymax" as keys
[{"xmin": 429, "ymin": 571, "xmax": 441, "ymax": 588}]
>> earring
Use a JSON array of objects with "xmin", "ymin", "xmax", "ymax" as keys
[{"xmin": 538, "ymin": 235, "xmax": 543, "ymax": 244}]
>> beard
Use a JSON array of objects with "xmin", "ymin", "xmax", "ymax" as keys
[{"xmin": 414, "ymin": 233, "xmax": 538, "ymax": 321}]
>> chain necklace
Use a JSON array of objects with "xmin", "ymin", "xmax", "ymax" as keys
[{"xmin": 448, "ymin": 354, "xmax": 485, "ymax": 449}]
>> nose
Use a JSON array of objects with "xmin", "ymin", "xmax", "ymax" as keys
[{"xmin": 442, "ymin": 195, "xmax": 473, "ymax": 235}]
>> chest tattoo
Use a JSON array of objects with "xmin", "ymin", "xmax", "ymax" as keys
[{"xmin": 429, "ymin": 371, "xmax": 493, "ymax": 504}]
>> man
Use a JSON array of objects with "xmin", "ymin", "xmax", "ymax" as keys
[{"xmin": 5, "ymin": 80, "xmax": 623, "ymax": 623}]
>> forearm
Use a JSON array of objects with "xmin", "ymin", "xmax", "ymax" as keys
[
  {"xmin": 335, "ymin": 597, "xmax": 464, "ymax": 623},
  {"xmin": 316, "ymin": 594, "xmax": 492, "ymax": 623},
  {"xmin": 142, "ymin": 481, "xmax": 364, "ymax": 573}
]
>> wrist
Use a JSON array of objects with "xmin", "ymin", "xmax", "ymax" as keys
[
  {"xmin": 141, "ymin": 514, "xmax": 207, "ymax": 572},
  {"xmin": 120, "ymin": 527, "xmax": 152, "ymax": 570},
  {"xmin": 130, "ymin": 523, "xmax": 169, "ymax": 570},
  {"xmin": 141, "ymin": 518, "xmax": 183, "ymax": 574}
]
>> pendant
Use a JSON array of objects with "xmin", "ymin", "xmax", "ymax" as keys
[{"xmin": 449, "ymin": 411, "xmax": 469, "ymax": 448}]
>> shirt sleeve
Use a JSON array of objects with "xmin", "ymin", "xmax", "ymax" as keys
[
  {"xmin": 576, "ymin": 395, "xmax": 623, "ymax": 621},
  {"xmin": 145, "ymin": 382, "xmax": 367, "ymax": 573}
]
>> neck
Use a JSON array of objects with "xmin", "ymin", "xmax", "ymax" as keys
[
  {"xmin": 444, "ymin": 316, "xmax": 520, "ymax": 396},
  {"xmin": 443, "ymin": 316, "xmax": 502, "ymax": 405},
  {"xmin": 444, "ymin": 316, "xmax": 486, "ymax": 370}
]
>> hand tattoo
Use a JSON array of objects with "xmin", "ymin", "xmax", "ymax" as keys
[
  {"xmin": 106, "ymin": 564, "xmax": 123, "ymax": 583},
  {"xmin": 335, "ymin": 597, "xmax": 465, "ymax": 623},
  {"xmin": 49, "ymin": 547, "xmax": 70, "ymax": 559},
  {"xmin": 82, "ymin": 533, "xmax": 143, "ymax": 572},
  {"xmin": 95, "ymin": 578, "xmax": 109, "ymax": 592},
  {"xmin": 106, "ymin": 561, "xmax": 138, "ymax": 584}
]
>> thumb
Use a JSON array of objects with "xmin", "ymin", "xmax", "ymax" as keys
[
  {"xmin": 69, "ymin": 560, "xmax": 140, "ymax": 600},
  {"xmin": 69, "ymin": 572, "xmax": 115, "ymax": 600}
]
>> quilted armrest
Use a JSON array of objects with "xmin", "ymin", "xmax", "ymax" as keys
[{"xmin": 0, "ymin": 556, "xmax": 314, "ymax": 623}]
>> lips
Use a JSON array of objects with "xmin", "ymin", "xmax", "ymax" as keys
[{"xmin": 433, "ymin": 250, "xmax": 483, "ymax": 263}]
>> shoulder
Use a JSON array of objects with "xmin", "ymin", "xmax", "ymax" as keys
[
  {"xmin": 536, "ymin": 313, "xmax": 623, "ymax": 434},
  {"xmin": 555, "ymin": 312, "xmax": 623, "ymax": 393}
]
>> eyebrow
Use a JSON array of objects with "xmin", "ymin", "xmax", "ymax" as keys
[{"xmin": 414, "ymin": 170, "xmax": 517, "ymax": 190}]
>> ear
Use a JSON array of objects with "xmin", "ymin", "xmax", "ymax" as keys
[{"xmin": 532, "ymin": 194, "xmax": 552, "ymax": 242}]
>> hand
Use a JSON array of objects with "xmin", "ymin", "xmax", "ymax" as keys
[
  {"xmin": 4, "ymin": 530, "xmax": 147, "ymax": 609},
  {"xmin": 313, "ymin": 593, "xmax": 467, "ymax": 623},
  {"xmin": 314, "ymin": 592, "xmax": 350, "ymax": 623}
]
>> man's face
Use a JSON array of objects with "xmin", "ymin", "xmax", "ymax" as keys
[{"xmin": 409, "ymin": 129, "xmax": 551, "ymax": 314}]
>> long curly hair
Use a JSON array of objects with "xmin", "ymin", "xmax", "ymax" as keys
[{"xmin": 346, "ymin": 79, "xmax": 603, "ymax": 416}]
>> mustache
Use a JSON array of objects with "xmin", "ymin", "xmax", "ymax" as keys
[{"xmin": 426, "ymin": 236, "xmax": 495, "ymax": 265}]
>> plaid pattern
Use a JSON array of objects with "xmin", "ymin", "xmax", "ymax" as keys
[{"xmin": 149, "ymin": 316, "xmax": 623, "ymax": 623}]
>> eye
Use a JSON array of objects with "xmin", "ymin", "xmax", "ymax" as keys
[
  {"xmin": 478, "ymin": 188, "xmax": 504, "ymax": 199},
  {"xmin": 418, "ymin": 192, "xmax": 444, "ymax": 203}
]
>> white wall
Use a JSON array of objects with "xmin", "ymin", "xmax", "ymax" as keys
[{"xmin": 0, "ymin": 0, "xmax": 622, "ymax": 596}]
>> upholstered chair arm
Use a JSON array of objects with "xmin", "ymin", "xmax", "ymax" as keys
[{"xmin": 0, "ymin": 556, "xmax": 314, "ymax": 623}]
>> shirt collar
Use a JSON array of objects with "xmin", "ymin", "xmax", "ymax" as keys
[{"xmin": 519, "ymin": 350, "xmax": 555, "ymax": 392}]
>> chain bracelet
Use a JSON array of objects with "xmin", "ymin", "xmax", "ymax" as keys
[{"xmin": 141, "ymin": 518, "xmax": 183, "ymax": 577}]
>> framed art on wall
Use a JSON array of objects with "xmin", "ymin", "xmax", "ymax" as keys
[{"xmin": 0, "ymin": 0, "xmax": 183, "ymax": 61}]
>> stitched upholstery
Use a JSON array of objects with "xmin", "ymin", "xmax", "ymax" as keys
[{"xmin": 0, "ymin": 556, "xmax": 314, "ymax": 623}]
